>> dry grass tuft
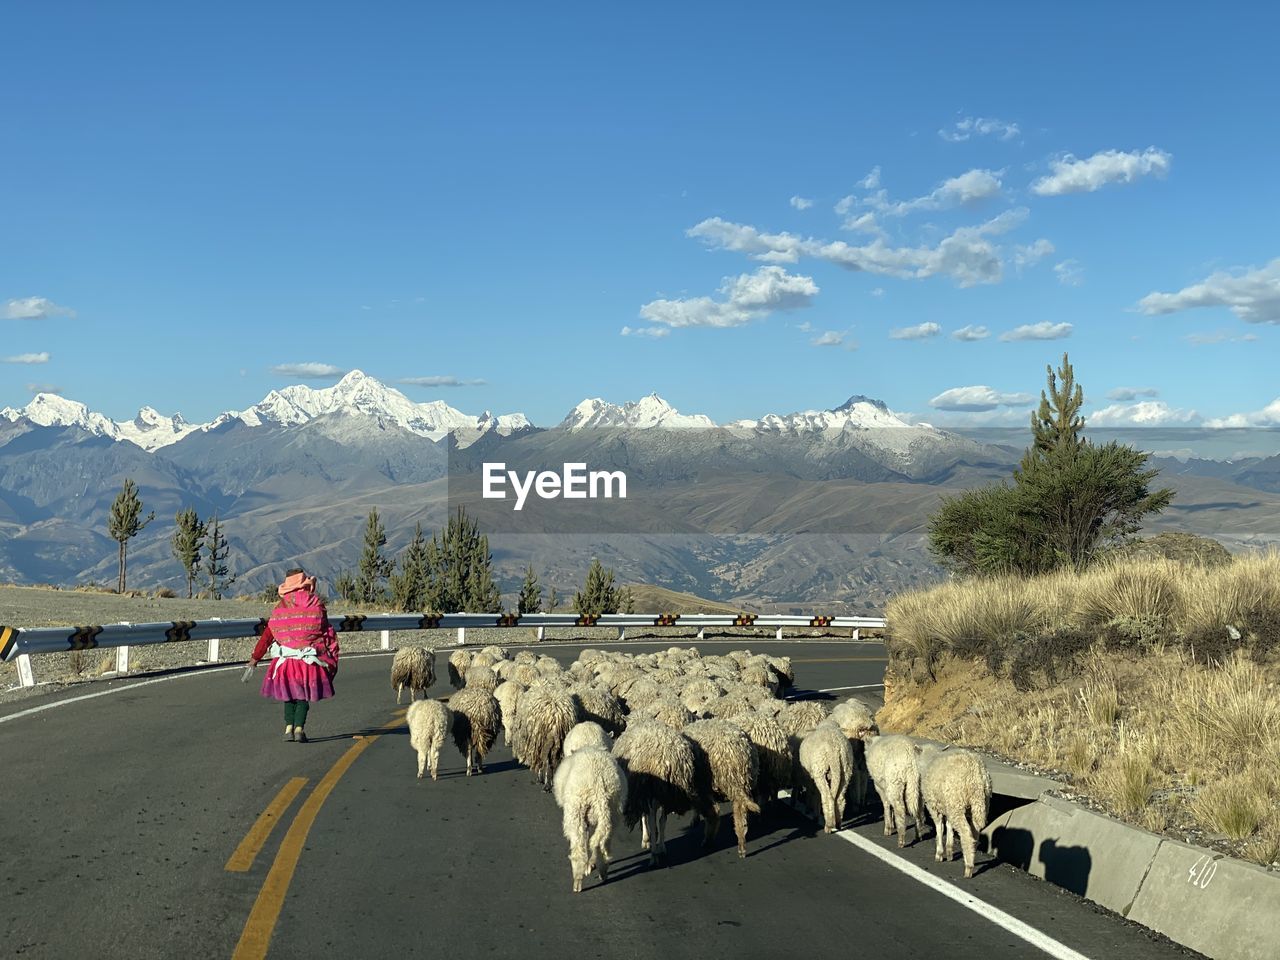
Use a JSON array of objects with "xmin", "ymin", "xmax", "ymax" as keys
[{"xmin": 1193, "ymin": 772, "xmax": 1273, "ymax": 840}]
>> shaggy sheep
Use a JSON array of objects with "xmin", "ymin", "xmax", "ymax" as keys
[
  {"xmin": 390, "ymin": 646, "xmax": 435, "ymax": 704},
  {"xmin": 767, "ymin": 656, "xmax": 794, "ymax": 692},
  {"xmin": 730, "ymin": 711, "xmax": 792, "ymax": 804},
  {"xmin": 562, "ymin": 720, "xmax": 612, "ymax": 758},
  {"xmin": 798, "ymin": 721, "xmax": 855, "ymax": 834},
  {"xmin": 449, "ymin": 686, "xmax": 501, "ymax": 777},
  {"xmin": 633, "ymin": 695, "xmax": 696, "ymax": 731},
  {"xmin": 512, "ymin": 662, "xmax": 542, "ymax": 687},
  {"xmin": 447, "ymin": 649, "xmax": 472, "ymax": 689},
  {"xmin": 571, "ymin": 684, "xmax": 626, "ymax": 736},
  {"xmin": 617, "ymin": 676, "xmax": 665, "ymax": 714},
  {"xmin": 829, "ymin": 699, "xmax": 879, "ymax": 807},
  {"xmin": 552, "ymin": 746, "xmax": 628, "ymax": 893},
  {"xmin": 512, "ymin": 682, "xmax": 581, "ymax": 789},
  {"xmin": 464, "ymin": 664, "xmax": 499, "ymax": 692},
  {"xmin": 919, "ymin": 746, "xmax": 992, "ymax": 878},
  {"xmin": 679, "ymin": 678, "xmax": 723, "ymax": 715},
  {"xmin": 535, "ymin": 655, "xmax": 563, "ymax": 678},
  {"xmin": 612, "ymin": 720, "xmax": 712, "ymax": 865},
  {"xmin": 514, "ymin": 650, "xmax": 538, "ymax": 665},
  {"xmin": 406, "ymin": 699, "xmax": 451, "ymax": 781},
  {"xmin": 865, "ymin": 734, "xmax": 923, "ymax": 847},
  {"xmin": 779, "ymin": 699, "xmax": 831, "ymax": 737},
  {"xmin": 683, "ymin": 719, "xmax": 761, "ymax": 858},
  {"xmin": 493, "ymin": 679, "xmax": 524, "ymax": 747}
]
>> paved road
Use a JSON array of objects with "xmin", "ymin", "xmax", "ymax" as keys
[{"xmin": 0, "ymin": 641, "xmax": 1200, "ymax": 959}]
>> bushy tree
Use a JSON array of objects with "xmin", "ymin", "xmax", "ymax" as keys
[
  {"xmin": 517, "ymin": 564, "xmax": 542, "ymax": 615},
  {"xmin": 421, "ymin": 507, "xmax": 502, "ymax": 613},
  {"xmin": 334, "ymin": 569, "xmax": 358, "ymax": 603},
  {"xmin": 573, "ymin": 558, "xmax": 620, "ymax": 617},
  {"xmin": 929, "ymin": 354, "xmax": 1174, "ymax": 576},
  {"xmin": 355, "ymin": 508, "xmax": 393, "ymax": 603},
  {"xmin": 390, "ymin": 523, "xmax": 430, "ymax": 611},
  {"xmin": 545, "ymin": 585, "xmax": 559, "ymax": 613},
  {"xmin": 108, "ymin": 478, "xmax": 155, "ymax": 593},
  {"xmin": 170, "ymin": 507, "xmax": 205, "ymax": 598}
]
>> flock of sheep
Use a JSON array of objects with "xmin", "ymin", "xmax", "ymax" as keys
[{"xmin": 390, "ymin": 643, "xmax": 993, "ymax": 892}]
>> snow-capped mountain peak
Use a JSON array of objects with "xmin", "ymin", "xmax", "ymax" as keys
[{"xmin": 559, "ymin": 394, "xmax": 716, "ymax": 430}]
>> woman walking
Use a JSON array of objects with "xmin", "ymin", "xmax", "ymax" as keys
[{"xmin": 248, "ymin": 569, "xmax": 340, "ymax": 742}]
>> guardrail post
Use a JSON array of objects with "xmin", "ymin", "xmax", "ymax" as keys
[
  {"xmin": 776, "ymin": 626, "xmax": 783, "ymax": 641},
  {"xmin": 617, "ymin": 627, "xmax": 625, "ymax": 642},
  {"xmin": 697, "ymin": 627, "xmax": 705, "ymax": 641},
  {"xmin": 380, "ymin": 629, "xmax": 390, "ymax": 651},
  {"xmin": 536, "ymin": 626, "xmax": 545, "ymax": 642},
  {"xmin": 115, "ymin": 645, "xmax": 130, "ymax": 674},
  {"xmin": 456, "ymin": 626, "xmax": 466, "ymax": 646},
  {"xmin": 207, "ymin": 637, "xmax": 220, "ymax": 662},
  {"xmin": 16, "ymin": 653, "xmax": 35, "ymax": 688},
  {"xmin": 851, "ymin": 628, "xmax": 860, "ymax": 641}
]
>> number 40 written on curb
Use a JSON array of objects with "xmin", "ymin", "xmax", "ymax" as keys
[{"xmin": 1187, "ymin": 855, "xmax": 1219, "ymax": 889}]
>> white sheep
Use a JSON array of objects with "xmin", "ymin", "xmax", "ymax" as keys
[
  {"xmin": 798, "ymin": 720, "xmax": 855, "ymax": 834},
  {"xmin": 562, "ymin": 720, "xmax": 612, "ymax": 759},
  {"xmin": 633, "ymin": 695, "xmax": 696, "ymax": 731},
  {"xmin": 828, "ymin": 698, "xmax": 879, "ymax": 808},
  {"xmin": 552, "ymin": 746, "xmax": 628, "ymax": 893},
  {"xmin": 683, "ymin": 719, "xmax": 761, "ymax": 858},
  {"xmin": 571, "ymin": 683, "xmax": 626, "ymax": 736},
  {"xmin": 919, "ymin": 745, "xmax": 992, "ymax": 878},
  {"xmin": 447, "ymin": 649, "xmax": 472, "ymax": 689},
  {"xmin": 449, "ymin": 686, "xmax": 501, "ymax": 777},
  {"xmin": 390, "ymin": 646, "xmax": 436, "ymax": 704},
  {"xmin": 493, "ymin": 679, "xmax": 524, "ymax": 747},
  {"xmin": 779, "ymin": 699, "xmax": 831, "ymax": 737},
  {"xmin": 406, "ymin": 698, "xmax": 451, "ymax": 781},
  {"xmin": 612, "ymin": 720, "xmax": 709, "ymax": 865},
  {"xmin": 730, "ymin": 711, "xmax": 792, "ymax": 805},
  {"xmin": 464, "ymin": 663, "xmax": 498, "ymax": 692},
  {"xmin": 865, "ymin": 734, "xmax": 923, "ymax": 847},
  {"xmin": 512, "ymin": 681, "xmax": 581, "ymax": 789}
]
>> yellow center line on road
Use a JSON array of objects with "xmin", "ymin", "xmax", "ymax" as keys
[
  {"xmin": 791, "ymin": 656, "xmax": 888, "ymax": 663},
  {"xmin": 231, "ymin": 715, "xmax": 406, "ymax": 960},
  {"xmin": 224, "ymin": 777, "xmax": 309, "ymax": 873}
]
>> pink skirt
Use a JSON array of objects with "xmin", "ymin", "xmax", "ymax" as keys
[{"xmin": 259, "ymin": 657, "xmax": 335, "ymax": 702}]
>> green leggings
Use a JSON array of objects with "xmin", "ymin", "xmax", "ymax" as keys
[{"xmin": 284, "ymin": 700, "xmax": 310, "ymax": 727}]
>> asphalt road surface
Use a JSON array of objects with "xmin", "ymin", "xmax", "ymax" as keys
[{"xmin": 0, "ymin": 640, "xmax": 1201, "ymax": 960}]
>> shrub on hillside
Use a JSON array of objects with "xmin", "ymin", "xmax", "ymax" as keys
[{"xmin": 1108, "ymin": 531, "xmax": 1232, "ymax": 568}]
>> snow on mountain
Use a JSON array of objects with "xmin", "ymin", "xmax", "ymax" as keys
[
  {"xmin": 730, "ymin": 395, "xmax": 922, "ymax": 435},
  {"xmin": 2, "ymin": 393, "xmax": 121, "ymax": 438},
  {"xmin": 559, "ymin": 394, "xmax": 717, "ymax": 431}
]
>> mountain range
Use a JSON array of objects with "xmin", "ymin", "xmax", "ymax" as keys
[{"xmin": 2, "ymin": 371, "xmax": 1278, "ymax": 611}]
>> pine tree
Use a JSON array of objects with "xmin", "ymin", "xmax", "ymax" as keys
[
  {"xmin": 619, "ymin": 585, "xmax": 635, "ymax": 614},
  {"xmin": 517, "ymin": 564, "xmax": 542, "ymax": 615},
  {"xmin": 545, "ymin": 585, "xmax": 559, "ymax": 613},
  {"xmin": 1026, "ymin": 352, "xmax": 1085, "ymax": 463},
  {"xmin": 334, "ymin": 569, "xmax": 358, "ymax": 603},
  {"xmin": 422, "ymin": 507, "xmax": 502, "ymax": 612},
  {"xmin": 355, "ymin": 507, "xmax": 393, "ymax": 604},
  {"xmin": 107, "ymin": 478, "xmax": 155, "ymax": 593},
  {"xmin": 573, "ymin": 558, "xmax": 619, "ymax": 617},
  {"xmin": 391, "ymin": 522, "xmax": 430, "ymax": 612},
  {"xmin": 467, "ymin": 532, "xmax": 503, "ymax": 613},
  {"xmin": 204, "ymin": 514, "xmax": 234, "ymax": 599},
  {"xmin": 170, "ymin": 507, "xmax": 205, "ymax": 599}
]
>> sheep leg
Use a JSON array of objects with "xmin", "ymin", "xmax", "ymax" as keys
[
  {"xmin": 466, "ymin": 743, "xmax": 474, "ymax": 777},
  {"xmin": 894, "ymin": 802, "xmax": 908, "ymax": 848},
  {"xmin": 429, "ymin": 744, "xmax": 440, "ymax": 781},
  {"xmin": 396, "ymin": 684, "xmax": 403, "ymax": 705},
  {"xmin": 879, "ymin": 788, "xmax": 896, "ymax": 837},
  {"xmin": 946, "ymin": 820, "xmax": 957, "ymax": 861},
  {"xmin": 732, "ymin": 800, "xmax": 749, "ymax": 857},
  {"xmin": 834, "ymin": 783, "xmax": 848, "ymax": 831},
  {"xmin": 959, "ymin": 820, "xmax": 977, "ymax": 879},
  {"xmin": 640, "ymin": 813, "xmax": 651, "ymax": 851},
  {"xmin": 932, "ymin": 809, "xmax": 946, "ymax": 862},
  {"xmin": 415, "ymin": 748, "xmax": 426, "ymax": 780}
]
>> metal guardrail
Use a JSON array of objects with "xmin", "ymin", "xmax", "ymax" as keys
[{"xmin": 0, "ymin": 612, "xmax": 886, "ymax": 689}]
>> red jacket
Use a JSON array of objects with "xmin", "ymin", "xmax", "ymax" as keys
[{"xmin": 251, "ymin": 590, "xmax": 340, "ymax": 675}]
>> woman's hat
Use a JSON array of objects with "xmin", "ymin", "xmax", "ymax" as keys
[{"xmin": 278, "ymin": 571, "xmax": 316, "ymax": 597}]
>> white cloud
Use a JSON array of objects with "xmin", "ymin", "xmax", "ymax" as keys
[
  {"xmin": 811, "ymin": 331, "xmax": 845, "ymax": 347},
  {"xmin": 951, "ymin": 325, "xmax": 990, "ymax": 341},
  {"xmin": 1107, "ymin": 386, "xmax": 1160, "ymax": 401},
  {"xmin": 1204, "ymin": 398, "xmax": 1280, "ymax": 429},
  {"xmin": 1090, "ymin": 401, "xmax": 1200, "ymax": 426},
  {"xmin": 870, "ymin": 287, "xmax": 885, "ymax": 298},
  {"xmin": 1054, "ymin": 259, "xmax": 1084, "ymax": 286},
  {"xmin": 864, "ymin": 168, "xmax": 1004, "ymax": 217},
  {"xmin": 271, "ymin": 362, "xmax": 347, "ymax": 379},
  {"xmin": 688, "ymin": 209, "xmax": 1026, "ymax": 288},
  {"xmin": 1031, "ymin": 147, "xmax": 1172, "ymax": 196},
  {"xmin": 3, "ymin": 352, "xmax": 50, "ymax": 364},
  {"xmin": 619, "ymin": 326, "xmax": 671, "ymax": 339},
  {"xmin": 790, "ymin": 196, "xmax": 813, "ymax": 210},
  {"xmin": 999, "ymin": 321, "xmax": 1073, "ymax": 341},
  {"xmin": 639, "ymin": 266, "xmax": 819, "ymax": 330},
  {"xmin": 939, "ymin": 116, "xmax": 1021, "ymax": 143},
  {"xmin": 858, "ymin": 167, "xmax": 881, "ymax": 190},
  {"xmin": 930, "ymin": 385, "xmax": 1033, "ymax": 411},
  {"xmin": 25, "ymin": 382, "xmax": 62, "ymax": 395},
  {"xmin": 398, "ymin": 375, "xmax": 488, "ymax": 386},
  {"xmin": 1137, "ymin": 259, "xmax": 1280, "ymax": 324},
  {"xmin": 1184, "ymin": 330, "xmax": 1260, "ymax": 345},
  {"xmin": 890, "ymin": 322, "xmax": 942, "ymax": 340},
  {"xmin": 796, "ymin": 321, "xmax": 814, "ymax": 332},
  {"xmin": 3, "ymin": 297, "xmax": 76, "ymax": 320},
  {"xmin": 1013, "ymin": 239, "xmax": 1055, "ymax": 268}
]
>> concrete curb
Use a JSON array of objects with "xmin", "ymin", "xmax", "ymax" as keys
[{"xmin": 979, "ymin": 791, "xmax": 1277, "ymax": 959}]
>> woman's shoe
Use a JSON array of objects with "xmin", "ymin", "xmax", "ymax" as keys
[
  {"xmin": 284, "ymin": 725, "xmax": 295, "ymax": 742},
  {"xmin": 295, "ymin": 728, "xmax": 308, "ymax": 743}
]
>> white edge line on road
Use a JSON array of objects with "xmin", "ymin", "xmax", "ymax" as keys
[
  {"xmin": 830, "ymin": 828, "xmax": 1091, "ymax": 960},
  {"xmin": 816, "ymin": 683, "xmax": 885, "ymax": 693},
  {"xmin": 776, "ymin": 789, "xmax": 1090, "ymax": 960}
]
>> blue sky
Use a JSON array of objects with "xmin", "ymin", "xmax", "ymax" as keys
[{"xmin": 2, "ymin": 1, "xmax": 1277, "ymax": 430}]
